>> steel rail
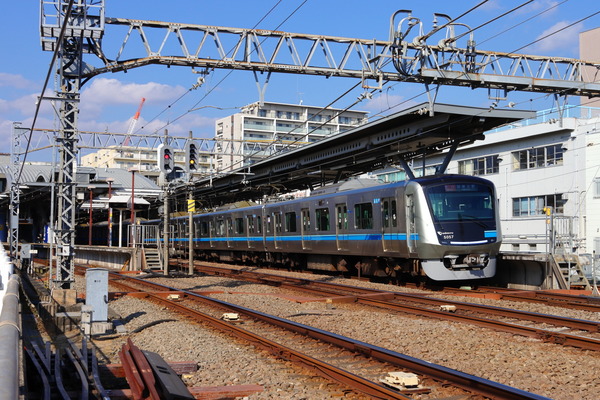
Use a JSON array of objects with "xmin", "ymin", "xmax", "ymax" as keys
[
  {"xmin": 106, "ymin": 270, "xmax": 550, "ymax": 400},
  {"xmin": 108, "ymin": 278, "xmax": 411, "ymax": 400},
  {"xmin": 194, "ymin": 264, "xmax": 600, "ymax": 331},
  {"xmin": 443, "ymin": 286, "xmax": 600, "ymax": 312},
  {"xmin": 191, "ymin": 264, "xmax": 600, "ymax": 349}
]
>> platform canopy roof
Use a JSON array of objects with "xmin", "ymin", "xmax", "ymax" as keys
[{"xmin": 186, "ymin": 102, "xmax": 535, "ymax": 206}]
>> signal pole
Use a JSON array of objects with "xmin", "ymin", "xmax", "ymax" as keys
[
  {"xmin": 161, "ymin": 130, "xmax": 170, "ymax": 275},
  {"xmin": 187, "ymin": 131, "xmax": 195, "ymax": 275}
]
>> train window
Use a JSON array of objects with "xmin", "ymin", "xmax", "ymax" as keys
[
  {"xmin": 336, "ymin": 204, "xmax": 348, "ymax": 230},
  {"xmin": 391, "ymin": 200, "xmax": 397, "ymax": 227},
  {"xmin": 354, "ymin": 203, "xmax": 373, "ymax": 229},
  {"xmin": 235, "ymin": 218, "xmax": 244, "ymax": 234},
  {"xmin": 247, "ymin": 215, "xmax": 255, "ymax": 234},
  {"xmin": 200, "ymin": 221, "xmax": 208, "ymax": 236},
  {"xmin": 316, "ymin": 208, "xmax": 330, "ymax": 231},
  {"xmin": 285, "ymin": 212, "xmax": 297, "ymax": 232},
  {"xmin": 302, "ymin": 208, "xmax": 311, "ymax": 232},
  {"xmin": 257, "ymin": 216, "xmax": 263, "ymax": 234}
]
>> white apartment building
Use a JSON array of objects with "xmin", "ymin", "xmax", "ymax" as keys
[
  {"xmin": 81, "ymin": 145, "xmax": 211, "ymax": 182},
  {"xmin": 214, "ymin": 101, "xmax": 368, "ymax": 172},
  {"xmin": 376, "ymin": 106, "xmax": 600, "ymax": 258}
]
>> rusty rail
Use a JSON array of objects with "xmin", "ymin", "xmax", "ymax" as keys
[{"xmin": 106, "ymin": 270, "xmax": 550, "ymax": 400}]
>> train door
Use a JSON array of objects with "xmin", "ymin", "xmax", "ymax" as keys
[
  {"xmin": 265, "ymin": 212, "xmax": 273, "ymax": 250},
  {"xmin": 301, "ymin": 208, "xmax": 311, "ymax": 250},
  {"xmin": 335, "ymin": 203, "xmax": 349, "ymax": 250},
  {"xmin": 226, "ymin": 218, "xmax": 234, "ymax": 248},
  {"xmin": 382, "ymin": 197, "xmax": 400, "ymax": 252},
  {"xmin": 209, "ymin": 220, "xmax": 215, "ymax": 248},
  {"xmin": 274, "ymin": 212, "xmax": 283, "ymax": 249},
  {"xmin": 405, "ymin": 194, "xmax": 417, "ymax": 254},
  {"xmin": 246, "ymin": 215, "xmax": 255, "ymax": 248}
]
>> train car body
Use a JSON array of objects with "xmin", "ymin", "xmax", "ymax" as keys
[{"xmin": 162, "ymin": 174, "xmax": 501, "ymax": 281}]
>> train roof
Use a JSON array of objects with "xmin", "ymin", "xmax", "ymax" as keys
[{"xmin": 309, "ymin": 178, "xmax": 382, "ymax": 196}]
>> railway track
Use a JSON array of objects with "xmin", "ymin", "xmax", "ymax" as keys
[
  {"xmin": 188, "ymin": 263, "xmax": 600, "ymax": 351},
  {"xmin": 457, "ymin": 286, "xmax": 600, "ymax": 313},
  {"xmin": 97, "ymin": 267, "xmax": 551, "ymax": 400}
]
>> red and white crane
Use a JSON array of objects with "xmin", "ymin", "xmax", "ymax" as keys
[{"xmin": 122, "ymin": 97, "xmax": 146, "ymax": 147}]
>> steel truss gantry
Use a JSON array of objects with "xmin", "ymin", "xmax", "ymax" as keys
[{"xmin": 82, "ymin": 13, "xmax": 600, "ymax": 101}]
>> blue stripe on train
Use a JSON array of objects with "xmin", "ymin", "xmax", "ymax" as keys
[{"xmin": 163, "ymin": 233, "xmax": 421, "ymax": 243}]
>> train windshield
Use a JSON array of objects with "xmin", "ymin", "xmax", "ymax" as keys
[{"xmin": 425, "ymin": 182, "xmax": 495, "ymax": 223}]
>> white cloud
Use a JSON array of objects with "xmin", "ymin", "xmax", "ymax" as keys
[
  {"xmin": 0, "ymin": 73, "xmax": 38, "ymax": 90},
  {"xmin": 527, "ymin": 20, "xmax": 583, "ymax": 56},
  {"xmin": 363, "ymin": 92, "xmax": 419, "ymax": 117},
  {"xmin": 80, "ymin": 78, "xmax": 188, "ymax": 118}
]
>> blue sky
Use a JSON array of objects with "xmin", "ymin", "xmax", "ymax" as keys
[{"xmin": 1, "ymin": 1, "xmax": 599, "ymax": 161}]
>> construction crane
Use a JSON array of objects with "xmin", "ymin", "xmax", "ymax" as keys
[{"xmin": 122, "ymin": 97, "xmax": 146, "ymax": 147}]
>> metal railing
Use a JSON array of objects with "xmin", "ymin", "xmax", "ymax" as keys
[{"xmin": 0, "ymin": 243, "xmax": 19, "ymax": 400}]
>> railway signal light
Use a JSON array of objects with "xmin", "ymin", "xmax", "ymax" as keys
[
  {"xmin": 157, "ymin": 144, "xmax": 174, "ymax": 174},
  {"xmin": 186, "ymin": 141, "xmax": 198, "ymax": 172}
]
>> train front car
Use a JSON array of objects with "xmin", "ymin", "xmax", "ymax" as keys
[{"xmin": 407, "ymin": 175, "xmax": 500, "ymax": 281}]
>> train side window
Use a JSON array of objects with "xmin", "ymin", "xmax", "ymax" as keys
[
  {"xmin": 200, "ymin": 221, "xmax": 208, "ymax": 236},
  {"xmin": 257, "ymin": 215, "xmax": 263, "ymax": 234},
  {"xmin": 235, "ymin": 217, "xmax": 244, "ymax": 234},
  {"xmin": 391, "ymin": 200, "xmax": 397, "ymax": 227},
  {"xmin": 247, "ymin": 215, "xmax": 255, "ymax": 234},
  {"xmin": 354, "ymin": 202, "xmax": 373, "ymax": 229},
  {"xmin": 227, "ymin": 218, "xmax": 233, "ymax": 236},
  {"xmin": 285, "ymin": 212, "xmax": 297, "ymax": 232},
  {"xmin": 216, "ymin": 219, "xmax": 225, "ymax": 236},
  {"xmin": 316, "ymin": 207, "xmax": 330, "ymax": 231}
]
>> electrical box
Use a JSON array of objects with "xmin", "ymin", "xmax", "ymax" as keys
[{"xmin": 85, "ymin": 268, "xmax": 108, "ymax": 322}]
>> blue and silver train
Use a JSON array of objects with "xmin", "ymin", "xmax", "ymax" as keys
[{"xmin": 156, "ymin": 174, "xmax": 500, "ymax": 281}]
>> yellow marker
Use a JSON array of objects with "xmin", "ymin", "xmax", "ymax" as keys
[{"xmin": 187, "ymin": 199, "xmax": 196, "ymax": 213}]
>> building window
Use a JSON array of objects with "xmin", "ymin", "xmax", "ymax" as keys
[
  {"xmin": 594, "ymin": 178, "xmax": 600, "ymax": 197},
  {"xmin": 458, "ymin": 155, "xmax": 500, "ymax": 175},
  {"xmin": 512, "ymin": 194, "xmax": 565, "ymax": 217},
  {"xmin": 512, "ymin": 144, "xmax": 563, "ymax": 171}
]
